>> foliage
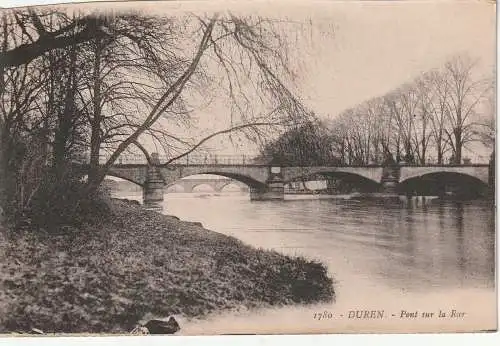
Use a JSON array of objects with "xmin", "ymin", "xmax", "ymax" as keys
[
  {"xmin": 23, "ymin": 171, "xmax": 111, "ymax": 231},
  {"xmin": 258, "ymin": 118, "xmax": 339, "ymax": 166}
]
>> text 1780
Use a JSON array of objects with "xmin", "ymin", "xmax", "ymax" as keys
[{"xmin": 313, "ymin": 311, "xmax": 333, "ymax": 320}]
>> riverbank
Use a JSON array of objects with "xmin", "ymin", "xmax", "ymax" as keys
[
  {"xmin": 0, "ymin": 198, "xmax": 335, "ymax": 334},
  {"xmin": 162, "ymin": 194, "xmax": 496, "ymax": 334}
]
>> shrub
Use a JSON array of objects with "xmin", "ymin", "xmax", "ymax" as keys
[{"xmin": 17, "ymin": 167, "xmax": 111, "ymax": 232}]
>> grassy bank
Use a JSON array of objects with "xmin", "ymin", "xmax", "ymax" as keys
[{"xmin": 0, "ymin": 199, "xmax": 334, "ymax": 334}]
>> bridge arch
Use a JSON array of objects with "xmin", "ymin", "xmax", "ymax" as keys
[
  {"xmin": 218, "ymin": 181, "xmax": 247, "ymax": 192},
  {"xmin": 160, "ymin": 166, "xmax": 268, "ymax": 190},
  {"xmin": 183, "ymin": 172, "xmax": 262, "ymax": 189},
  {"xmin": 283, "ymin": 166, "xmax": 383, "ymax": 185},
  {"xmin": 400, "ymin": 171, "xmax": 489, "ymax": 185},
  {"xmin": 399, "ymin": 171, "xmax": 489, "ymax": 197},
  {"xmin": 285, "ymin": 169, "xmax": 380, "ymax": 193},
  {"xmin": 104, "ymin": 172, "xmax": 145, "ymax": 187},
  {"xmin": 164, "ymin": 177, "xmax": 248, "ymax": 193},
  {"xmin": 191, "ymin": 183, "xmax": 216, "ymax": 192},
  {"xmin": 165, "ymin": 183, "xmax": 185, "ymax": 193},
  {"xmin": 399, "ymin": 166, "xmax": 489, "ymax": 185},
  {"xmin": 283, "ymin": 167, "xmax": 383, "ymax": 193},
  {"xmin": 204, "ymin": 172, "xmax": 263, "ymax": 188},
  {"xmin": 101, "ymin": 176, "xmax": 143, "ymax": 199},
  {"xmin": 107, "ymin": 166, "xmax": 148, "ymax": 186}
]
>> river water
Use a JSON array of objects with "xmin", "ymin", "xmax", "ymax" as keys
[{"xmin": 115, "ymin": 190, "xmax": 497, "ymax": 334}]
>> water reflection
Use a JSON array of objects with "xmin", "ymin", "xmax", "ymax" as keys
[
  {"xmin": 110, "ymin": 189, "xmax": 496, "ymax": 333},
  {"xmin": 152, "ymin": 194, "xmax": 495, "ymax": 293}
]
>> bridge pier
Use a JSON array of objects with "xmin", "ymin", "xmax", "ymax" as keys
[
  {"xmin": 250, "ymin": 166, "xmax": 284, "ymax": 201},
  {"xmin": 326, "ymin": 179, "xmax": 337, "ymax": 193},
  {"xmin": 143, "ymin": 154, "xmax": 165, "ymax": 211},
  {"xmin": 379, "ymin": 165, "xmax": 400, "ymax": 199},
  {"xmin": 250, "ymin": 182, "xmax": 284, "ymax": 201},
  {"xmin": 488, "ymin": 152, "xmax": 495, "ymax": 198}
]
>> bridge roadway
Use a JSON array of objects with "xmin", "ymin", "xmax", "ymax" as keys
[{"xmin": 99, "ymin": 154, "xmax": 492, "ymax": 210}]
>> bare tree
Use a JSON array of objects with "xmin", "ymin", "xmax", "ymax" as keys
[
  {"xmin": 472, "ymin": 76, "xmax": 495, "ymax": 150},
  {"xmin": 422, "ymin": 69, "xmax": 453, "ymax": 164},
  {"xmin": 1, "ymin": 8, "xmax": 317, "ymax": 220},
  {"xmin": 0, "ymin": 12, "xmax": 52, "ymax": 218},
  {"xmin": 442, "ymin": 55, "xmax": 491, "ymax": 164},
  {"xmin": 412, "ymin": 74, "xmax": 435, "ymax": 164},
  {"xmin": 0, "ymin": 9, "xmax": 115, "ymax": 69},
  {"xmin": 327, "ymin": 114, "xmax": 350, "ymax": 164},
  {"xmin": 384, "ymin": 89, "xmax": 415, "ymax": 163},
  {"xmin": 76, "ymin": 15, "xmax": 181, "ymax": 188},
  {"xmin": 322, "ymin": 56, "xmax": 492, "ymax": 169},
  {"xmin": 85, "ymin": 13, "xmax": 312, "ymax": 194}
]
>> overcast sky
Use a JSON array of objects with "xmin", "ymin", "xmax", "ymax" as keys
[
  {"xmin": 198, "ymin": 0, "xmax": 494, "ymax": 156},
  {"xmin": 2, "ymin": 0, "xmax": 496, "ymax": 158},
  {"xmin": 299, "ymin": 0, "xmax": 495, "ymax": 116}
]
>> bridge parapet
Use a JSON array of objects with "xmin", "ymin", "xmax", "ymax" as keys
[
  {"xmin": 159, "ymin": 165, "xmax": 270, "ymax": 187},
  {"xmin": 106, "ymin": 153, "xmax": 255, "ymax": 166},
  {"xmin": 282, "ymin": 166, "xmax": 384, "ymax": 184}
]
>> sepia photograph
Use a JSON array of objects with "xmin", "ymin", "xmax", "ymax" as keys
[{"xmin": 0, "ymin": 0, "xmax": 497, "ymax": 338}]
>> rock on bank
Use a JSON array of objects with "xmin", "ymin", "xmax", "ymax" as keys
[{"xmin": 0, "ymin": 199, "xmax": 334, "ymax": 333}]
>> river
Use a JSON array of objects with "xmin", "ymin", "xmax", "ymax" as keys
[{"xmin": 114, "ymin": 190, "xmax": 497, "ymax": 334}]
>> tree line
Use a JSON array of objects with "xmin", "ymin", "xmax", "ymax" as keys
[
  {"xmin": 0, "ymin": 8, "xmax": 313, "ymax": 227},
  {"xmin": 261, "ymin": 55, "xmax": 495, "ymax": 167}
]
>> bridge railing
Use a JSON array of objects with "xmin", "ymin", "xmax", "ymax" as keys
[
  {"xmin": 88, "ymin": 152, "xmax": 491, "ymax": 166},
  {"xmin": 398, "ymin": 154, "xmax": 490, "ymax": 166},
  {"xmin": 168, "ymin": 154, "xmax": 257, "ymax": 165},
  {"xmin": 96, "ymin": 153, "xmax": 259, "ymax": 165}
]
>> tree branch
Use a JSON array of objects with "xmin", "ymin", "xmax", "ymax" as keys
[{"xmin": 161, "ymin": 121, "xmax": 281, "ymax": 166}]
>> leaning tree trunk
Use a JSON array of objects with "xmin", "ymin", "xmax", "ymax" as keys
[
  {"xmin": 52, "ymin": 44, "xmax": 78, "ymax": 181},
  {"xmin": 88, "ymin": 38, "xmax": 104, "ymax": 190},
  {"xmin": 436, "ymin": 134, "xmax": 443, "ymax": 164},
  {"xmin": 0, "ymin": 126, "xmax": 6, "ymax": 223},
  {"xmin": 0, "ymin": 126, "xmax": 21, "ymax": 222},
  {"xmin": 0, "ymin": 23, "xmax": 6, "ymax": 223},
  {"xmin": 454, "ymin": 127, "xmax": 462, "ymax": 165}
]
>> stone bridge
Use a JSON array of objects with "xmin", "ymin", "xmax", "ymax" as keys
[
  {"xmin": 107, "ymin": 164, "xmax": 271, "ymax": 188},
  {"xmin": 107, "ymin": 164, "xmax": 386, "ymax": 187},
  {"xmin": 100, "ymin": 156, "xmax": 492, "ymax": 210},
  {"xmin": 166, "ymin": 178, "xmax": 249, "ymax": 193}
]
